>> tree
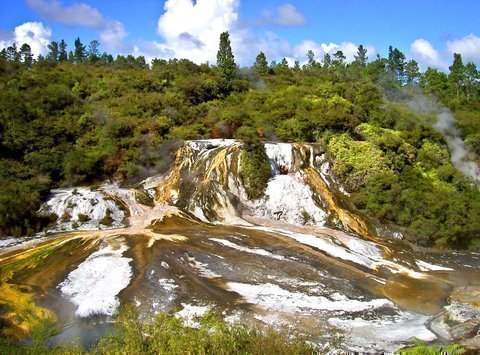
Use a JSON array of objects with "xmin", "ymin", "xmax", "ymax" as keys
[
  {"xmin": 322, "ymin": 53, "xmax": 331, "ymax": 68},
  {"xmin": 6, "ymin": 43, "xmax": 20, "ymax": 62},
  {"xmin": 88, "ymin": 40, "xmax": 100, "ymax": 62},
  {"xmin": 387, "ymin": 46, "xmax": 406, "ymax": 83},
  {"xmin": 253, "ymin": 51, "xmax": 268, "ymax": 75},
  {"xmin": 59, "ymin": 39, "xmax": 68, "ymax": 62},
  {"xmin": 464, "ymin": 62, "xmax": 479, "ymax": 100},
  {"xmin": 354, "ymin": 45, "xmax": 368, "ymax": 66},
  {"xmin": 449, "ymin": 53, "xmax": 465, "ymax": 98},
  {"xmin": 74, "ymin": 37, "xmax": 86, "ymax": 63},
  {"xmin": 333, "ymin": 50, "xmax": 346, "ymax": 66},
  {"xmin": 293, "ymin": 60, "xmax": 300, "ymax": 72},
  {"xmin": 68, "ymin": 50, "xmax": 75, "ymax": 63},
  {"xmin": 216, "ymin": 31, "xmax": 236, "ymax": 81},
  {"xmin": 306, "ymin": 50, "xmax": 316, "ymax": 67},
  {"xmin": 405, "ymin": 59, "xmax": 420, "ymax": 84},
  {"xmin": 47, "ymin": 41, "xmax": 59, "ymax": 61},
  {"xmin": 19, "ymin": 43, "xmax": 33, "ymax": 66},
  {"xmin": 419, "ymin": 67, "xmax": 449, "ymax": 97}
]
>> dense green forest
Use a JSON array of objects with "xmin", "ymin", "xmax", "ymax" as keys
[{"xmin": 1, "ymin": 34, "xmax": 479, "ymax": 249}]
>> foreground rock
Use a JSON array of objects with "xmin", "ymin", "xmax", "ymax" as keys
[{"xmin": 429, "ymin": 286, "xmax": 480, "ymax": 351}]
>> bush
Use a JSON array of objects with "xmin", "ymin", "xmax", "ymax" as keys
[
  {"xmin": 0, "ymin": 307, "xmax": 318, "ymax": 354},
  {"xmin": 237, "ymin": 131, "xmax": 271, "ymax": 199}
]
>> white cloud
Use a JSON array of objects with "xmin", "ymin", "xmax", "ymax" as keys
[
  {"xmin": 261, "ymin": 3, "xmax": 306, "ymax": 26},
  {"xmin": 131, "ymin": 0, "xmax": 294, "ymax": 66},
  {"xmin": 410, "ymin": 38, "xmax": 447, "ymax": 69},
  {"xmin": 447, "ymin": 33, "xmax": 480, "ymax": 63},
  {"xmin": 0, "ymin": 22, "xmax": 52, "ymax": 57},
  {"xmin": 291, "ymin": 40, "xmax": 376, "ymax": 65},
  {"xmin": 26, "ymin": 0, "xmax": 127, "ymax": 50},
  {"xmin": 27, "ymin": 0, "xmax": 103, "ymax": 27},
  {"xmin": 152, "ymin": 0, "xmax": 240, "ymax": 64},
  {"xmin": 99, "ymin": 20, "xmax": 127, "ymax": 50}
]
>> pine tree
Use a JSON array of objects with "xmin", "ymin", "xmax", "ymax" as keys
[
  {"xmin": 74, "ymin": 37, "xmax": 86, "ymax": 63},
  {"xmin": 59, "ymin": 40, "xmax": 68, "ymax": 62},
  {"xmin": 306, "ymin": 50, "xmax": 315, "ymax": 67},
  {"xmin": 47, "ymin": 41, "xmax": 59, "ymax": 61},
  {"xmin": 68, "ymin": 50, "xmax": 75, "ymax": 63},
  {"xmin": 333, "ymin": 50, "xmax": 346, "ymax": 66},
  {"xmin": 449, "ymin": 53, "xmax": 465, "ymax": 98},
  {"xmin": 387, "ymin": 46, "xmax": 406, "ymax": 83},
  {"xmin": 253, "ymin": 51, "xmax": 268, "ymax": 75},
  {"xmin": 6, "ymin": 43, "xmax": 20, "ymax": 62},
  {"xmin": 88, "ymin": 40, "xmax": 100, "ymax": 62},
  {"xmin": 19, "ymin": 43, "xmax": 33, "ymax": 67},
  {"xmin": 464, "ymin": 62, "xmax": 479, "ymax": 100},
  {"xmin": 354, "ymin": 44, "xmax": 368, "ymax": 66},
  {"xmin": 216, "ymin": 31, "xmax": 236, "ymax": 81},
  {"xmin": 293, "ymin": 60, "xmax": 300, "ymax": 72},
  {"xmin": 405, "ymin": 60, "xmax": 420, "ymax": 84},
  {"xmin": 322, "ymin": 53, "xmax": 331, "ymax": 68}
]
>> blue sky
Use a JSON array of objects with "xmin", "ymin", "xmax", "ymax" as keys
[{"xmin": 1, "ymin": 0, "xmax": 479, "ymax": 68}]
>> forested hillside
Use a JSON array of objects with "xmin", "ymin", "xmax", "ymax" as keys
[{"xmin": 1, "ymin": 35, "xmax": 479, "ymax": 249}]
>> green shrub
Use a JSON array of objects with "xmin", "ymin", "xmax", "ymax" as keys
[
  {"xmin": 0, "ymin": 307, "xmax": 318, "ymax": 354},
  {"xmin": 237, "ymin": 131, "xmax": 271, "ymax": 199}
]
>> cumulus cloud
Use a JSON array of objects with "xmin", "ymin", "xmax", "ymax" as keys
[
  {"xmin": 27, "ymin": 0, "xmax": 103, "ymax": 27},
  {"xmin": 410, "ymin": 38, "xmax": 447, "ymax": 69},
  {"xmin": 152, "ymin": 0, "xmax": 239, "ymax": 64},
  {"xmin": 291, "ymin": 39, "xmax": 376, "ymax": 64},
  {"xmin": 26, "ymin": 0, "xmax": 126, "ymax": 49},
  {"xmin": 261, "ymin": 3, "xmax": 306, "ymax": 26},
  {"xmin": 132, "ymin": 0, "xmax": 295, "ymax": 66},
  {"xmin": 447, "ymin": 33, "xmax": 480, "ymax": 63},
  {"xmin": 0, "ymin": 22, "xmax": 52, "ymax": 57}
]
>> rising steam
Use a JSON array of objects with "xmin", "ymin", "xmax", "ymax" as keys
[
  {"xmin": 435, "ymin": 110, "xmax": 479, "ymax": 180},
  {"xmin": 406, "ymin": 95, "xmax": 479, "ymax": 181}
]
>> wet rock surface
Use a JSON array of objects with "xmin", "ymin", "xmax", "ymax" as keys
[
  {"xmin": 429, "ymin": 286, "xmax": 480, "ymax": 350},
  {"xmin": 2, "ymin": 140, "xmax": 480, "ymax": 352}
]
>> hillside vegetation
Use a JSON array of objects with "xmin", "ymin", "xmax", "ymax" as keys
[{"xmin": 1, "ymin": 36, "xmax": 479, "ymax": 249}]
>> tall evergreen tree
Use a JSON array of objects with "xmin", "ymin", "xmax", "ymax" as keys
[
  {"xmin": 59, "ymin": 39, "xmax": 68, "ymax": 62},
  {"xmin": 405, "ymin": 59, "xmax": 420, "ymax": 84},
  {"xmin": 354, "ymin": 44, "xmax": 368, "ymax": 66},
  {"xmin": 293, "ymin": 60, "xmax": 300, "ymax": 72},
  {"xmin": 253, "ymin": 51, "xmax": 268, "ymax": 75},
  {"xmin": 464, "ymin": 62, "xmax": 479, "ymax": 100},
  {"xmin": 47, "ymin": 41, "xmax": 59, "ymax": 61},
  {"xmin": 88, "ymin": 40, "xmax": 100, "ymax": 62},
  {"xmin": 306, "ymin": 50, "xmax": 316, "ymax": 67},
  {"xmin": 333, "ymin": 50, "xmax": 346, "ymax": 66},
  {"xmin": 6, "ymin": 43, "xmax": 20, "ymax": 62},
  {"xmin": 19, "ymin": 43, "xmax": 33, "ymax": 66},
  {"xmin": 387, "ymin": 46, "xmax": 406, "ymax": 83},
  {"xmin": 322, "ymin": 53, "xmax": 331, "ymax": 68},
  {"xmin": 449, "ymin": 53, "xmax": 465, "ymax": 98},
  {"xmin": 216, "ymin": 31, "xmax": 236, "ymax": 81},
  {"xmin": 68, "ymin": 50, "xmax": 75, "ymax": 63},
  {"xmin": 74, "ymin": 37, "xmax": 86, "ymax": 63}
]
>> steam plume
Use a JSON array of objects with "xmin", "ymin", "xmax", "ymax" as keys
[
  {"xmin": 406, "ymin": 95, "xmax": 479, "ymax": 180},
  {"xmin": 435, "ymin": 109, "xmax": 479, "ymax": 180}
]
